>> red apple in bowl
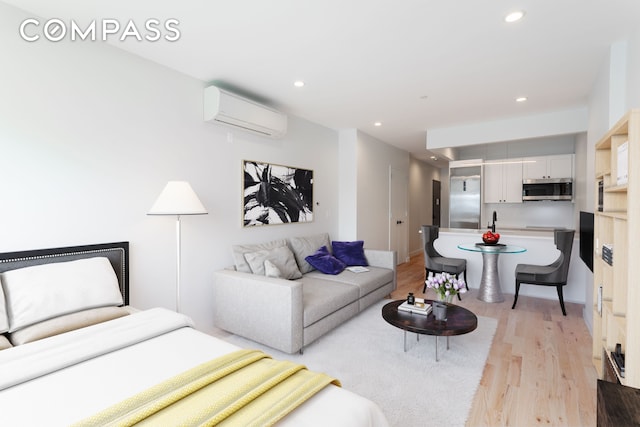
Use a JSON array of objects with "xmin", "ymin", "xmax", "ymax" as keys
[{"xmin": 482, "ymin": 230, "xmax": 500, "ymax": 244}]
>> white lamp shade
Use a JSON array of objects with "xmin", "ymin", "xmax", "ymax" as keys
[{"xmin": 148, "ymin": 181, "xmax": 208, "ymax": 215}]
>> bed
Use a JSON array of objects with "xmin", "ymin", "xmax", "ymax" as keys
[{"xmin": 0, "ymin": 242, "xmax": 389, "ymax": 426}]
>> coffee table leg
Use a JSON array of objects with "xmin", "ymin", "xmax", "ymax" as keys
[
  {"xmin": 403, "ymin": 330, "xmax": 407, "ymax": 352},
  {"xmin": 434, "ymin": 337, "xmax": 452, "ymax": 361}
]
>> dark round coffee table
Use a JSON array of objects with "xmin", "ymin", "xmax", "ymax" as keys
[{"xmin": 382, "ymin": 299, "xmax": 478, "ymax": 361}]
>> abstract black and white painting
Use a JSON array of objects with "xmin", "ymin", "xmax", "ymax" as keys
[{"xmin": 243, "ymin": 160, "xmax": 313, "ymax": 227}]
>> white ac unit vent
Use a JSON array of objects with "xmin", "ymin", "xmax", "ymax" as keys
[{"xmin": 203, "ymin": 86, "xmax": 287, "ymax": 138}]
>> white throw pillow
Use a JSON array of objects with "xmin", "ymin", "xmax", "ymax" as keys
[
  {"xmin": 244, "ymin": 246, "xmax": 303, "ymax": 279},
  {"xmin": 264, "ymin": 259, "xmax": 283, "ymax": 278},
  {"xmin": 1, "ymin": 257, "xmax": 124, "ymax": 332},
  {"xmin": 289, "ymin": 233, "xmax": 332, "ymax": 274},
  {"xmin": 231, "ymin": 239, "xmax": 288, "ymax": 273}
]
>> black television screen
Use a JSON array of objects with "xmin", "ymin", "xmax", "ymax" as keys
[{"xmin": 579, "ymin": 211, "xmax": 594, "ymax": 272}]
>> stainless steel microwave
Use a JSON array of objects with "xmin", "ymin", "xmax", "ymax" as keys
[{"xmin": 522, "ymin": 178, "xmax": 573, "ymax": 201}]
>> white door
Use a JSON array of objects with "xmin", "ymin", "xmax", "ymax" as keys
[{"xmin": 389, "ymin": 168, "xmax": 409, "ymax": 265}]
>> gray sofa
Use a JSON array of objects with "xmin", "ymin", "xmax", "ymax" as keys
[{"xmin": 213, "ymin": 233, "xmax": 397, "ymax": 354}]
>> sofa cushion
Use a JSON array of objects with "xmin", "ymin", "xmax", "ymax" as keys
[
  {"xmin": 305, "ymin": 266, "xmax": 394, "ymax": 298},
  {"xmin": 305, "ymin": 246, "xmax": 346, "ymax": 275},
  {"xmin": 332, "ymin": 240, "xmax": 368, "ymax": 266},
  {"xmin": 244, "ymin": 245, "xmax": 302, "ymax": 279},
  {"xmin": 289, "ymin": 233, "xmax": 331, "ymax": 274},
  {"xmin": 232, "ymin": 239, "xmax": 288, "ymax": 273},
  {"xmin": 300, "ymin": 277, "xmax": 359, "ymax": 327}
]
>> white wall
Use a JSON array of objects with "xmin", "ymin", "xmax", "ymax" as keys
[
  {"xmin": 626, "ymin": 26, "xmax": 640, "ymax": 112},
  {"xmin": 338, "ymin": 129, "xmax": 358, "ymax": 239},
  {"xmin": 427, "ymin": 108, "xmax": 588, "ymax": 149},
  {"xmin": 351, "ymin": 130, "xmax": 410, "ymax": 250},
  {"xmin": 408, "ymin": 157, "xmax": 440, "ymax": 255},
  {"xmin": 574, "ymin": 132, "xmax": 590, "ymax": 214},
  {"xmin": 0, "ymin": 3, "xmax": 342, "ymax": 333}
]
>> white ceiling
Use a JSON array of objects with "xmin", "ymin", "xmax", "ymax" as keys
[{"xmin": 5, "ymin": 0, "xmax": 640, "ymax": 166}]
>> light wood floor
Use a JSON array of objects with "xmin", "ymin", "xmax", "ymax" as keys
[{"xmin": 391, "ymin": 255, "xmax": 597, "ymax": 427}]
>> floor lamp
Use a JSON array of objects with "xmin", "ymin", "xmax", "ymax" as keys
[{"xmin": 148, "ymin": 181, "xmax": 207, "ymax": 313}]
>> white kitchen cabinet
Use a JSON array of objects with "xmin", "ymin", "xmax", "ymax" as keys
[
  {"xmin": 484, "ymin": 161, "xmax": 522, "ymax": 203},
  {"xmin": 523, "ymin": 154, "xmax": 573, "ymax": 179}
]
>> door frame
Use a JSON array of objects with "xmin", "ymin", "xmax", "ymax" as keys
[{"xmin": 389, "ymin": 167, "xmax": 409, "ymax": 264}]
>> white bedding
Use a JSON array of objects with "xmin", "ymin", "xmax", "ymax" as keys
[{"xmin": 0, "ymin": 308, "xmax": 389, "ymax": 427}]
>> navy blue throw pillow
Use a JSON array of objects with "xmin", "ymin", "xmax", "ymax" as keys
[
  {"xmin": 305, "ymin": 246, "xmax": 346, "ymax": 275},
  {"xmin": 332, "ymin": 240, "xmax": 368, "ymax": 266}
]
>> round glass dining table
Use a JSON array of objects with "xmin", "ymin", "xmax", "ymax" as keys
[{"xmin": 457, "ymin": 243, "xmax": 526, "ymax": 303}]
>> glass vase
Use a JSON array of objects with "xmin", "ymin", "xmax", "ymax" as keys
[{"xmin": 437, "ymin": 294, "xmax": 454, "ymax": 304}]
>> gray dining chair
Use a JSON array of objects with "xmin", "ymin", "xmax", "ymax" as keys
[
  {"xmin": 421, "ymin": 225, "xmax": 468, "ymax": 300},
  {"xmin": 511, "ymin": 229, "xmax": 575, "ymax": 316}
]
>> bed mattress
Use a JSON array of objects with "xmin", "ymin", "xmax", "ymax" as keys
[{"xmin": 0, "ymin": 308, "xmax": 388, "ymax": 426}]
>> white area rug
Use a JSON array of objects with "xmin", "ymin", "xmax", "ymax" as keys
[{"xmin": 227, "ymin": 299, "xmax": 497, "ymax": 427}]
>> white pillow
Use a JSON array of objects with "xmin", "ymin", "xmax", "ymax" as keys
[
  {"xmin": 0, "ymin": 286, "xmax": 8, "ymax": 333},
  {"xmin": 289, "ymin": 233, "xmax": 332, "ymax": 274},
  {"xmin": 1, "ymin": 257, "xmax": 124, "ymax": 332},
  {"xmin": 264, "ymin": 259, "xmax": 283, "ymax": 278},
  {"xmin": 232, "ymin": 239, "xmax": 288, "ymax": 273},
  {"xmin": 244, "ymin": 246, "xmax": 303, "ymax": 280}
]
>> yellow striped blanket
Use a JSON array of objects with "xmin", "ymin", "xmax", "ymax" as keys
[{"xmin": 73, "ymin": 349, "xmax": 340, "ymax": 427}]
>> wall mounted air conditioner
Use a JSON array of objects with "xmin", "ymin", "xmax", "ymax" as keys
[{"xmin": 203, "ymin": 86, "xmax": 287, "ymax": 138}]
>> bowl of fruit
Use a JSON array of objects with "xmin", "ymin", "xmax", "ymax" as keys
[{"xmin": 482, "ymin": 230, "xmax": 500, "ymax": 245}]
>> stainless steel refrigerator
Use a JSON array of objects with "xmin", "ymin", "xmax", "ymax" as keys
[{"xmin": 449, "ymin": 167, "xmax": 481, "ymax": 229}]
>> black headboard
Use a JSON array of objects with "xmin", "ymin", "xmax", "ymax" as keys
[{"xmin": 0, "ymin": 242, "xmax": 129, "ymax": 305}]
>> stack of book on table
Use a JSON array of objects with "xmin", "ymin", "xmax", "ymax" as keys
[{"xmin": 398, "ymin": 299, "xmax": 432, "ymax": 315}]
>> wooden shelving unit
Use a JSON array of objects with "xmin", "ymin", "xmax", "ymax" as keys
[{"xmin": 592, "ymin": 109, "xmax": 640, "ymax": 387}]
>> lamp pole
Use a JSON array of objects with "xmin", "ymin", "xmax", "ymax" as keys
[
  {"xmin": 148, "ymin": 181, "xmax": 208, "ymax": 314},
  {"xmin": 175, "ymin": 215, "xmax": 182, "ymax": 313}
]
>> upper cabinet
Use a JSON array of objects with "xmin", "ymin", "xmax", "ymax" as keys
[
  {"xmin": 523, "ymin": 154, "xmax": 574, "ymax": 180},
  {"xmin": 484, "ymin": 160, "xmax": 523, "ymax": 203}
]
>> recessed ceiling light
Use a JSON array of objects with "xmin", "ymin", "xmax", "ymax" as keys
[
  {"xmin": 430, "ymin": 156, "xmax": 438, "ymax": 160},
  {"xmin": 374, "ymin": 122, "xmax": 382, "ymax": 127},
  {"xmin": 504, "ymin": 10, "xmax": 525, "ymax": 23},
  {"xmin": 293, "ymin": 80, "xmax": 305, "ymax": 88},
  {"xmin": 516, "ymin": 96, "xmax": 528, "ymax": 102}
]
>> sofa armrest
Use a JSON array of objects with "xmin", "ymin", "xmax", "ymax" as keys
[
  {"xmin": 364, "ymin": 249, "xmax": 397, "ymax": 291},
  {"xmin": 365, "ymin": 249, "xmax": 396, "ymax": 270},
  {"xmin": 212, "ymin": 270, "xmax": 304, "ymax": 354}
]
